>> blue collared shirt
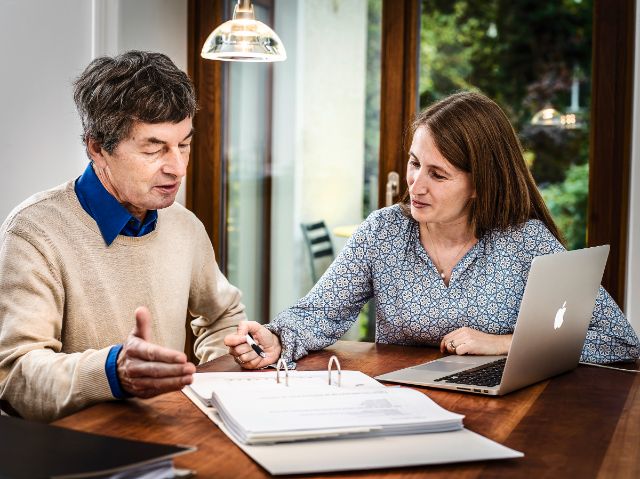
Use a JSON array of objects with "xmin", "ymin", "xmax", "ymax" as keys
[
  {"xmin": 75, "ymin": 163, "xmax": 158, "ymax": 246},
  {"xmin": 74, "ymin": 162, "xmax": 159, "ymax": 399}
]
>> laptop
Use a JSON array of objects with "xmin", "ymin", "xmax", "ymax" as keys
[{"xmin": 375, "ymin": 245, "xmax": 609, "ymax": 396}]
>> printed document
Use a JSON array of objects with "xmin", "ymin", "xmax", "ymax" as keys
[{"xmin": 188, "ymin": 370, "xmax": 462, "ymax": 444}]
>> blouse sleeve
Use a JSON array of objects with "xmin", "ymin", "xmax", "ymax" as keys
[
  {"xmin": 581, "ymin": 287, "xmax": 640, "ymax": 363},
  {"xmin": 266, "ymin": 212, "xmax": 380, "ymax": 366},
  {"xmin": 520, "ymin": 221, "xmax": 639, "ymax": 363}
]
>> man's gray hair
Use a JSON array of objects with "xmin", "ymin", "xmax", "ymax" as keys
[{"xmin": 73, "ymin": 50, "xmax": 197, "ymax": 155}]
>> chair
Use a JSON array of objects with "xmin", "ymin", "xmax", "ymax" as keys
[{"xmin": 300, "ymin": 221, "xmax": 335, "ymax": 283}]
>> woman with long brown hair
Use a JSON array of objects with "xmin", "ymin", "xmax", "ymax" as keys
[{"xmin": 225, "ymin": 91, "xmax": 639, "ymax": 367}]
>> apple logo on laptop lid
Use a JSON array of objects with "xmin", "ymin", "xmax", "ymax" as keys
[{"xmin": 554, "ymin": 301, "xmax": 567, "ymax": 330}]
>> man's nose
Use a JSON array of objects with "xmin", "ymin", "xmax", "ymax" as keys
[{"xmin": 164, "ymin": 147, "xmax": 188, "ymax": 177}]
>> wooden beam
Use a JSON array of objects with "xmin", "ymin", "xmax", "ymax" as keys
[
  {"xmin": 187, "ymin": 0, "xmax": 227, "ymax": 266},
  {"xmin": 378, "ymin": 0, "xmax": 420, "ymax": 208},
  {"xmin": 588, "ymin": 0, "xmax": 636, "ymax": 307}
]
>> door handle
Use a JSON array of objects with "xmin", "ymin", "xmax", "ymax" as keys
[{"xmin": 385, "ymin": 171, "xmax": 400, "ymax": 207}]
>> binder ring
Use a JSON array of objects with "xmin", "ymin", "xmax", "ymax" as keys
[
  {"xmin": 276, "ymin": 358, "xmax": 289, "ymax": 386},
  {"xmin": 327, "ymin": 355, "xmax": 342, "ymax": 387}
]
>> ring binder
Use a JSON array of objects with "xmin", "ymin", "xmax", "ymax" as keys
[
  {"xmin": 276, "ymin": 358, "xmax": 289, "ymax": 386},
  {"xmin": 328, "ymin": 355, "xmax": 341, "ymax": 387},
  {"xmin": 275, "ymin": 355, "xmax": 342, "ymax": 387}
]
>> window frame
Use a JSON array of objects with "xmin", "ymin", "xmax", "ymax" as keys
[{"xmin": 187, "ymin": 0, "xmax": 635, "ymax": 309}]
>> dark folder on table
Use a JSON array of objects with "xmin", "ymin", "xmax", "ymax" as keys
[{"xmin": 0, "ymin": 415, "xmax": 195, "ymax": 478}]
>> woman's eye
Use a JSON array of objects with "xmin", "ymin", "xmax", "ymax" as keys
[{"xmin": 431, "ymin": 171, "xmax": 446, "ymax": 180}]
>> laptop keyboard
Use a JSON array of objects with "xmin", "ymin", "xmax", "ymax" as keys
[{"xmin": 433, "ymin": 358, "xmax": 507, "ymax": 387}]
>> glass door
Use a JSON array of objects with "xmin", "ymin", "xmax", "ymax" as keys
[
  {"xmin": 223, "ymin": 0, "xmax": 382, "ymax": 338},
  {"xmin": 225, "ymin": 0, "xmax": 273, "ymax": 326}
]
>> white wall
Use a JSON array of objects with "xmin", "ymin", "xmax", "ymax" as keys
[
  {"xmin": 625, "ymin": 4, "xmax": 640, "ymax": 335},
  {"xmin": 0, "ymin": 0, "xmax": 188, "ymax": 223},
  {"xmin": 0, "ymin": 0, "xmax": 92, "ymax": 222}
]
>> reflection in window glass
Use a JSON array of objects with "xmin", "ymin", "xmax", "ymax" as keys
[
  {"xmin": 419, "ymin": 0, "xmax": 592, "ymax": 249},
  {"xmin": 225, "ymin": 1, "xmax": 381, "ymax": 338},
  {"xmin": 270, "ymin": 0, "xmax": 380, "ymax": 339}
]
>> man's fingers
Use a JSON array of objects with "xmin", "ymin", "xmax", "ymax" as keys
[
  {"xmin": 124, "ymin": 359, "xmax": 195, "ymax": 379},
  {"xmin": 126, "ymin": 337, "xmax": 188, "ymax": 363},
  {"xmin": 126, "ymin": 375, "xmax": 194, "ymax": 397},
  {"xmin": 133, "ymin": 306, "xmax": 153, "ymax": 341}
]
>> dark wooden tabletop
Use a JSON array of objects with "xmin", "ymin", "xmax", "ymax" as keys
[{"xmin": 53, "ymin": 341, "xmax": 640, "ymax": 478}]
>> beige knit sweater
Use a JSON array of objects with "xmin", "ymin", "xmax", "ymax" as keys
[{"xmin": 0, "ymin": 180, "xmax": 245, "ymax": 421}]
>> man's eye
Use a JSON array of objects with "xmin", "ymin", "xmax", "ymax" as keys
[
  {"xmin": 179, "ymin": 144, "xmax": 191, "ymax": 150},
  {"xmin": 144, "ymin": 149, "xmax": 162, "ymax": 155}
]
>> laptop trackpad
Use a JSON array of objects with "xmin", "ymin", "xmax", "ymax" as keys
[
  {"xmin": 412, "ymin": 361, "xmax": 474, "ymax": 373},
  {"xmin": 410, "ymin": 355, "xmax": 499, "ymax": 373}
]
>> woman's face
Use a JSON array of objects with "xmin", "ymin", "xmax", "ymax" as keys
[{"xmin": 407, "ymin": 127, "xmax": 475, "ymax": 226}]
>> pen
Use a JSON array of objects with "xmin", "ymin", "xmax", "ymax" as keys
[{"xmin": 246, "ymin": 333, "xmax": 266, "ymax": 358}]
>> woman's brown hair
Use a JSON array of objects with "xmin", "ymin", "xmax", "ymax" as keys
[{"xmin": 400, "ymin": 91, "xmax": 565, "ymax": 245}]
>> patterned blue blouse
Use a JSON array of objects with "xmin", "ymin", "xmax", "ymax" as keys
[{"xmin": 267, "ymin": 205, "xmax": 640, "ymax": 365}]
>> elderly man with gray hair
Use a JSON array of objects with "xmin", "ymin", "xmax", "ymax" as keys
[{"xmin": 0, "ymin": 51, "xmax": 245, "ymax": 421}]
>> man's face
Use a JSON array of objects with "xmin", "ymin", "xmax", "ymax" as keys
[{"xmin": 89, "ymin": 118, "xmax": 193, "ymax": 220}]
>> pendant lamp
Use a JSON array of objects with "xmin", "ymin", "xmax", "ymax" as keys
[{"xmin": 201, "ymin": 0, "xmax": 287, "ymax": 62}]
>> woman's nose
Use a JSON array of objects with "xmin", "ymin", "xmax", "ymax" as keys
[{"xmin": 409, "ymin": 171, "xmax": 428, "ymax": 195}]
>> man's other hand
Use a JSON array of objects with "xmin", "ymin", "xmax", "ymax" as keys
[{"xmin": 117, "ymin": 306, "xmax": 196, "ymax": 398}]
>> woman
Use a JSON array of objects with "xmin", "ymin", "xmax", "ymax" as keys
[{"xmin": 225, "ymin": 91, "xmax": 639, "ymax": 368}]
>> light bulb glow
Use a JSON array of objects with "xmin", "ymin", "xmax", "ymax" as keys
[{"xmin": 200, "ymin": 2, "xmax": 286, "ymax": 62}]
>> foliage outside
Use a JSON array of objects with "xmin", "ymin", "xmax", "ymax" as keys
[{"xmin": 419, "ymin": 0, "xmax": 592, "ymax": 248}]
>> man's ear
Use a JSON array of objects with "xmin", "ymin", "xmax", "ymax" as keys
[{"xmin": 87, "ymin": 137, "xmax": 107, "ymax": 168}]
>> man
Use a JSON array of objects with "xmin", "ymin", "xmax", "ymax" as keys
[{"xmin": 0, "ymin": 51, "xmax": 245, "ymax": 422}]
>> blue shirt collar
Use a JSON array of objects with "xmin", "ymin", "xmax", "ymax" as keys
[{"xmin": 75, "ymin": 163, "xmax": 158, "ymax": 246}]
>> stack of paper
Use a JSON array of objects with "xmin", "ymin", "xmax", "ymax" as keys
[
  {"xmin": 184, "ymin": 370, "xmax": 523, "ymax": 475},
  {"xmin": 188, "ymin": 370, "xmax": 463, "ymax": 445}
]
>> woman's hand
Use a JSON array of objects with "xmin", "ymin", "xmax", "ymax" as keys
[
  {"xmin": 440, "ymin": 327, "xmax": 512, "ymax": 356},
  {"xmin": 224, "ymin": 320, "xmax": 282, "ymax": 369}
]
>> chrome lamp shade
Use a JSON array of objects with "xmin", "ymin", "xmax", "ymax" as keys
[{"xmin": 201, "ymin": 1, "xmax": 286, "ymax": 62}]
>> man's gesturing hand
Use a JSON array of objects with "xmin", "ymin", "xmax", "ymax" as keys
[{"xmin": 117, "ymin": 306, "xmax": 196, "ymax": 398}]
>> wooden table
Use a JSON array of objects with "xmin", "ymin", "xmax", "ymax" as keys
[{"xmin": 54, "ymin": 341, "xmax": 640, "ymax": 478}]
